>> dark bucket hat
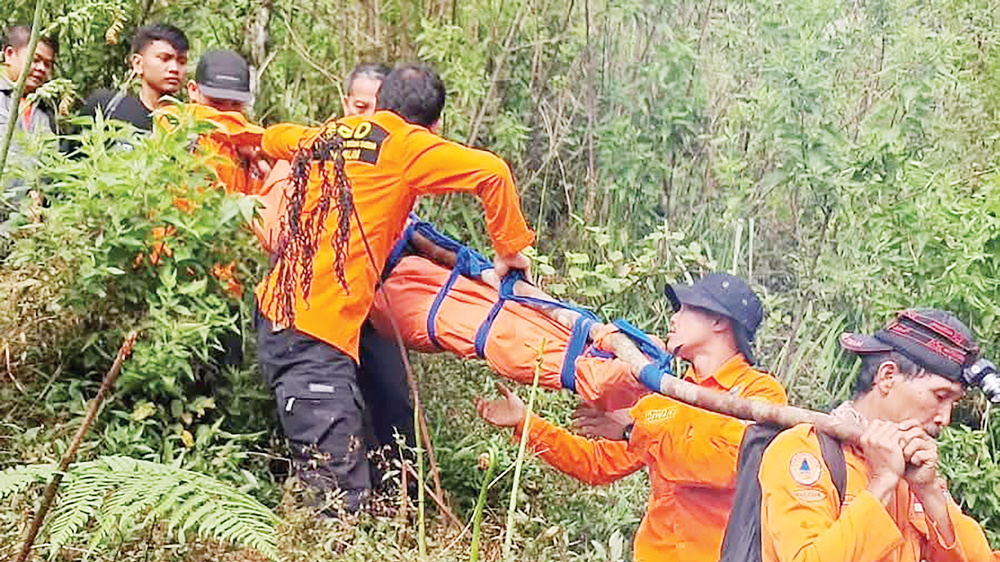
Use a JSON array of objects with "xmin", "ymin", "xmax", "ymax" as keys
[{"xmin": 665, "ymin": 273, "xmax": 763, "ymax": 364}]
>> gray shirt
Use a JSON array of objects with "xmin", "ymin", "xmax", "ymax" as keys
[{"xmin": 0, "ymin": 75, "xmax": 55, "ymax": 196}]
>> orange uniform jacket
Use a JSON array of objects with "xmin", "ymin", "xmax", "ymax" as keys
[
  {"xmin": 256, "ymin": 111, "xmax": 535, "ymax": 361},
  {"xmin": 759, "ymin": 424, "xmax": 993, "ymax": 562},
  {"xmin": 515, "ymin": 355, "xmax": 788, "ymax": 562},
  {"xmin": 157, "ymin": 103, "xmax": 266, "ymax": 195}
]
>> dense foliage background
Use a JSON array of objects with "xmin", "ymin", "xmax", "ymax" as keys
[{"xmin": 1, "ymin": 0, "xmax": 999, "ymax": 559}]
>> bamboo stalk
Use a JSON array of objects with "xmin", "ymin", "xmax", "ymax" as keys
[
  {"xmin": 0, "ymin": 0, "xmax": 46, "ymax": 187},
  {"xmin": 502, "ymin": 340, "xmax": 545, "ymax": 561},
  {"xmin": 469, "ymin": 446, "xmax": 498, "ymax": 562},
  {"xmin": 407, "ymin": 232, "xmax": 865, "ymax": 443},
  {"xmin": 15, "ymin": 331, "xmax": 138, "ymax": 562}
]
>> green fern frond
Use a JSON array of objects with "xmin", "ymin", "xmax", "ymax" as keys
[
  {"xmin": 0, "ymin": 456, "xmax": 282, "ymax": 561},
  {"xmin": 0, "ymin": 463, "xmax": 57, "ymax": 499}
]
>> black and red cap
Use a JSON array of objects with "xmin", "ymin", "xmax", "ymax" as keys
[{"xmin": 839, "ymin": 309, "xmax": 979, "ymax": 383}]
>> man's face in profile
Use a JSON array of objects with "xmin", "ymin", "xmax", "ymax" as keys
[{"xmin": 342, "ymin": 76, "xmax": 381, "ymax": 116}]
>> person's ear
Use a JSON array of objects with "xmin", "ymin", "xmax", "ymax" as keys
[
  {"xmin": 130, "ymin": 52, "xmax": 143, "ymax": 76},
  {"xmin": 3, "ymin": 46, "xmax": 15, "ymax": 64},
  {"xmin": 186, "ymin": 80, "xmax": 199, "ymax": 100},
  {"xmin": 874, "ymin": 361, "xmax": 900, "ymax": 395}
]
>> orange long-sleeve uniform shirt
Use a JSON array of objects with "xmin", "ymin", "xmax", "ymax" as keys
[
  {"xmin": 759, "ymin": 424, "xmax": 993, "ymax": 562},
  {"xmin": 156, "ymin": 103, "xmax": 266, "ymax": 195},
  {"xmin": 514, "ymin": 355, "xmax": 787, "ymax": 562},
  {"xmin": 256, "ymin": 110, "xmax": 535, "ymax": 361}
]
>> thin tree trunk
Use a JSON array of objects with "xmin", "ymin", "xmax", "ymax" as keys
[
  {"xmin": 15, "ymin": 332, "xmax": 138, "ymax": 562},
  {"xmin": 0, "ymin": 0, "xmax": 45, "ymax": 188},
  {"xmin": 245, "ymin": 0, "xmax": 273, "ymax": 117}
]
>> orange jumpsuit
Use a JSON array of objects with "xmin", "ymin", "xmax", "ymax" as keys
[
  {"xmin": 515, "ymin": 355, "xmax": 788, "ymax": 562},
  {"xmin": 156, "ymin": 103, "xmax": 266, "ymax": 195},
  {"xmin": 759, "ymin": 424, "xmax": 993, "ymax": 562},
  {"xmin": 256, "ymin": 110, "xmax": 535, "ymax": 361}
]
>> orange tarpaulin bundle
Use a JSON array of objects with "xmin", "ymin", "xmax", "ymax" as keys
[
  {"xmin": 249, "ymin": 166, "xmax": 658, "ymax": 410},
  {"xmin": 369, "ymin": 253, "xmax": 651, "ymax": 411}
]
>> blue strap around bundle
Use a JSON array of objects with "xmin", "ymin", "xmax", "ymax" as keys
[
  {"xmin": 391, "ymin": 218, "xmax": 606, "ymax": 381},
  {"xmin": 474, "ymin": 270, "xmax": 600, "ymax": 376},
  {"xmin": 612, "ymin": 318, "xmax": 674, "ymax": 391},
  {"xmin": 559, "ymin": 315, "xmax": 596, "ymax": 392},
  {"xmin": 472, "ymin": 273, "xmax": 522, "ymax": 358}
]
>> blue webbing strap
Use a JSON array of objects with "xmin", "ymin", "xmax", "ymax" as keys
[
  {"xmin": 385, "ymin": 221, "xmax": 419, "ymax": 276},
  {"xmin": 473, "ymin": 273, "xmax": 521, "ymax": 358},
  {"xmin": 426, "ymin": 261, "xmax": 465, "ymax": 349},
  {"xmin": 474, "ymin": 270, "xmax": 601, "ymax": 384},
  {"xmin": 612, "ymin": 318, "xmax": 674, "ymax": 392},
  {"xmin": 559, "ymin": 316, "xmax": 596, "ymax": 392}
]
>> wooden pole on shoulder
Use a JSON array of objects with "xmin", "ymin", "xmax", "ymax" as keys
[{"xmin": 408, "ymin": 232, "xmax": 865, "ymax": 444}]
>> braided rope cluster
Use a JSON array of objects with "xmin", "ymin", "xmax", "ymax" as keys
[{"xmin": 266, "ymin": 126, "xmax": 354, "ymax": 325}]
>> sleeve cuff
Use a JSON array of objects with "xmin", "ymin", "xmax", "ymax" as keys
[
  {"xmin": 512, "ymin": 412, "xmax": 549, "ymax": 444},
  {"xmin": 852, "ymin": 490, "xmax": 905, "ymax": 549},
  {"xmin": 492, "ymin": 230, "xmax": 535, "ymax": 257}
]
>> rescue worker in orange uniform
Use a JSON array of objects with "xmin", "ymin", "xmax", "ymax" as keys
[
  {"xmin": 758, "ymin": 309, "xmax": 994, "ymax": 562},
  {"xmin": 256, "ymin": 63, "xmax": 535, "ymax": 513},
  {"xmin": 251, "ymin": 62, "xmax": 389, "ymax": 251},
  {"xmin": 477, "ymin": 273, "xmax": 788, "ymax": 562},
  {"xmin": 158, "ymin": 49, "xmax": 270, "ymax": 196}
]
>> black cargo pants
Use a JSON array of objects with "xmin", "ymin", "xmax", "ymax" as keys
[{"xmin": 257, "ymin": 313, "xmax": 414, "ymax": 513}]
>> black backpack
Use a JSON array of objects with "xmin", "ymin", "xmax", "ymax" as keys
[{"xmin": 718, "ymin": 424, "xmax": 847, "ymax": 562}]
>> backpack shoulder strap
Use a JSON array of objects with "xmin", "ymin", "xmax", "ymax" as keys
[
  {"xmin": 817, "ymin": 432, "xmax": 847, "ymax": 507},
  {"xmin": 719, "ymin": 423, "xmax": 783, "ymax": 562}
]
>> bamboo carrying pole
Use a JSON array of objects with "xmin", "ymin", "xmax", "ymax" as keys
[{"xmin": 408, "ymin": 233, "xmax": 865, "ymax": 444}]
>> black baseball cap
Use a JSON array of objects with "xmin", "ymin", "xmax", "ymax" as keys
[
  {"xmin": 195, "ymin": 49, "xmax": 251, "ymax": 103},
  {"xmin": 839, "ymin": 309, "xmax": 979, "ymax": 383},
  {"xmin": 665, "ymin": 273, "xmax": 764, "ymax": 364}
]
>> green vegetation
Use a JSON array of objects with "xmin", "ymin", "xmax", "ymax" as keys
[{"xmin": 1, "ymin": 0, "xmax": 999, "ymax": 559}]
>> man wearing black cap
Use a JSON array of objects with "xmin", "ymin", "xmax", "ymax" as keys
[
  {"xmin": 160, "ymin": 48, "xmax": 270, "ymax": 195},
  {"xmin": 757, "ymin": 309, "xmax": 994, "ymax": 562},
  {"xmin": 477, "ymin": 273, "xmax": 787, "ymax": 562},
  {"xmin": 187, "ymin": 49, "xmax": 253, "ymax": 113}
]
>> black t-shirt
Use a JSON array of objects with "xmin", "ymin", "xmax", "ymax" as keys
[{"xmin": 80, "ymin": 89, "xmax": 153, "ymax": 132}]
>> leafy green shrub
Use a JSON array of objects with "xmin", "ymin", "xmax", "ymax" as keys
[{"xmin": 0, "ymin": 113, "xmax": 268, "ymax": 469}]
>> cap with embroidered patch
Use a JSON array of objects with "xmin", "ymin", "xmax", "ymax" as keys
[
  {"xmin": 839, "ymin": 309, "xmax": 978, "ymax": 383},
  {"xmin": 195, "ymin": 49, "xmax": 251, "ymax": 103}
]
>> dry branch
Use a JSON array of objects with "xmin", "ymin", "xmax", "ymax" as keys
[{"xmin": 15, "ymin": 331, "xmax": 138, "ymax": 562}]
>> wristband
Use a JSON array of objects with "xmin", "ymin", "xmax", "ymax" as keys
[{"xmin": 638, "ymin": 364, "xmax": 667, "ymax": 392}]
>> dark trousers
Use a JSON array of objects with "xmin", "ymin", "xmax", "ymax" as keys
[
  {"xmin": 358, "ymin": 321, "xmax": 415, "ymax": 454},
  {"xmin": 257, "ymin": 313, "xmax": 413, "ymax": 512}
]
